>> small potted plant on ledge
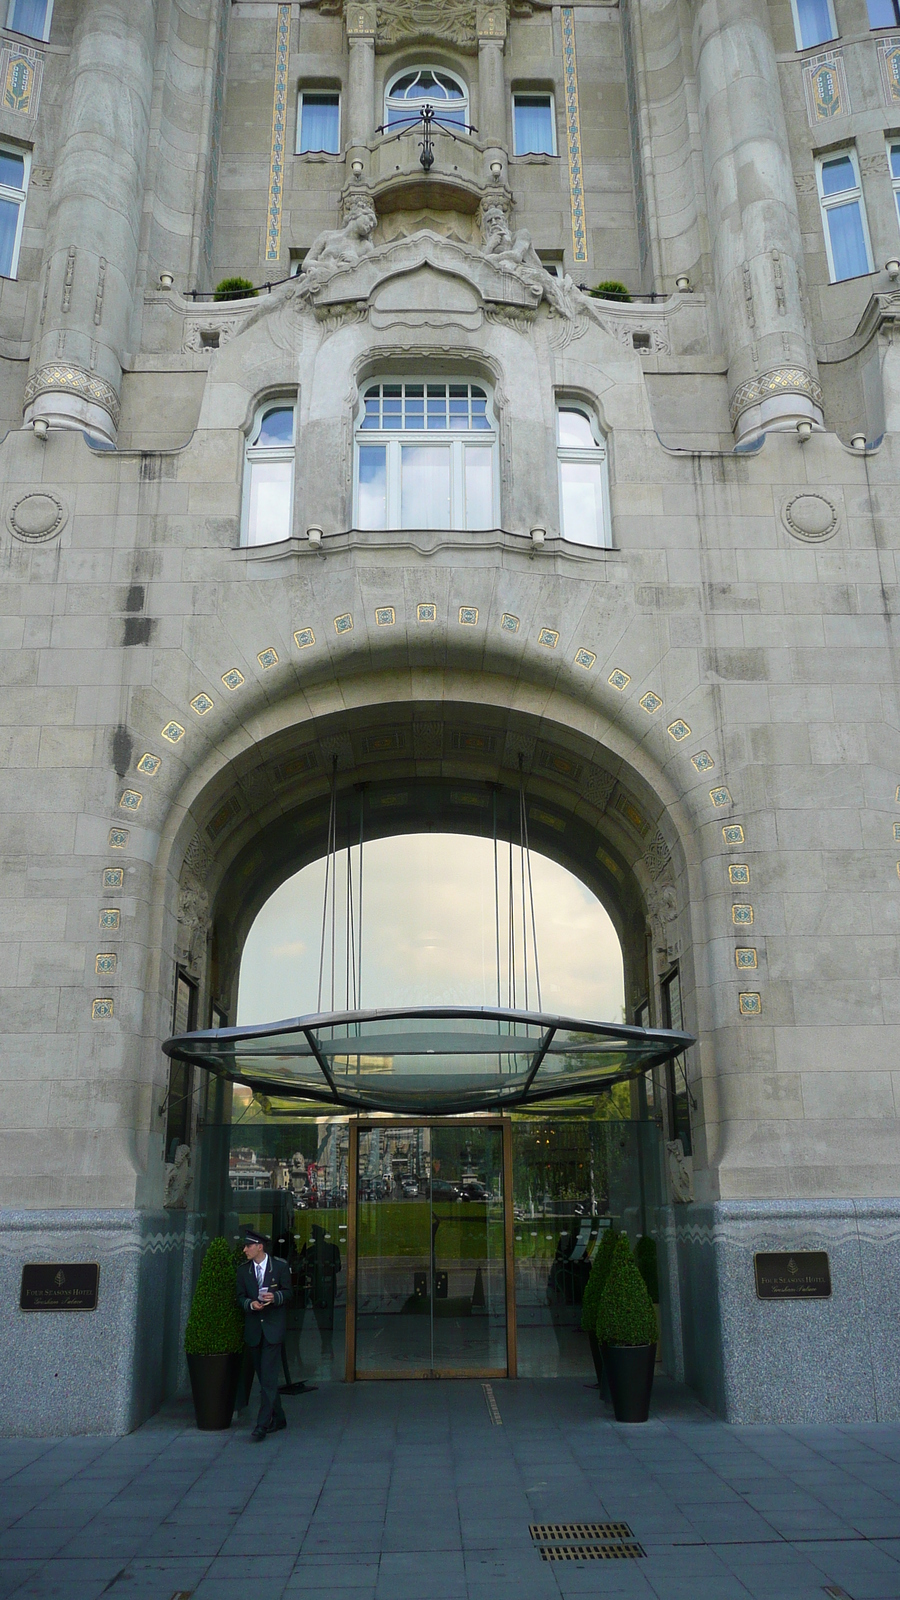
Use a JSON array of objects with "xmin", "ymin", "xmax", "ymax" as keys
[
  {"xmin": 595, "ymin": 1233, "xmax": 658, "ymax": 1423},
  {"xmin": 580, "ymin": 1226, "xmax": 618, "ymax": 1389},
  {"xmin": 184, "ymin": 1236, "xmax": 245, "ymax": 1430}
]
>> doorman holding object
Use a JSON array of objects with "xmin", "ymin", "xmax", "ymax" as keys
[{"xmin": 237, "ymin": 1228, "xmax": 294, "ymax": 1441}]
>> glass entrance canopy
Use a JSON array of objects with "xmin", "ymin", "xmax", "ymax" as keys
[{"xmin": 163, "ymin": 1006, "xmax": 693, "ymax": 1116}]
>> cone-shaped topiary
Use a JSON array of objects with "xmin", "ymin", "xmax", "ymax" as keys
[
  {"xmin": 184, "ymin": 1236, "xmax": 245, "ymax": 1356},
  {"xmin": 213, "ymin": 276, "xmax": 258, "ymax": 301},
  {"xmin": 580, "ymin": 1225, "xmax": 618, "ymax": 1333},
  {"xmin": 634, "ymin": 1234, "xmax": 659, "ymax": 1304},
  {"xmin": 596, "ymin": 1233, "xmax": 659, "ymax": 1347}
]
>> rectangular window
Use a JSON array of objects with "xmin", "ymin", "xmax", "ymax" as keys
[
  {"xmin": 297, "ymin": 91, "xmax": 340, "ymax": 155},
  {"xmin": 6, "ymin": 0, "xmax": 51, "ymax": 39},
  {"xmin": 356, "ymin": 381, "xmax": 497, "ymax": 529},
  {"xmin": 513, "ymin": 94, "xmax": 555, "ymax": 156},
  {"xmin": 817, "ymin": 151, "xmax": 873, "ymax": 282},
  {"xmin": 868, "ymin": 0, "xmax": 900, "ymax": 23},
  {"xmin": 662, "ymin": 970, "xmax": 691, "ymax": 1156},
  {"xmin": 400, "ymin": 444, "xmax": 450, "ymax": 529},
  {"xmin": 891, "ymin": 141, "xmax": 900, "ymax": 231},
  {"xmin": 358, "ymin": 444, "xmax": 387, "ymax": 529},
  {"xmin": 790, "ymin": 0, "xmax": 837, "ymax": 48},
  {"xmin": 0, "ymin": 146, "xmax": 28, "ymax": 281}
]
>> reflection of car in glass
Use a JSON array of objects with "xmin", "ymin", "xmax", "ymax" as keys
[
  {"xmin": 427, "ymin": 1178, "xmax": 461, "ymax": 1202},
  {"xmin": 460, "ymin": 1180, "xmax": 487, "ymax": 1201},
  {"xmin": 401, "ymin": 1178, "xmax": 419, "ymax": 1197}
]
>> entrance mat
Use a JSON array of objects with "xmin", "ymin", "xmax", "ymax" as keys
[
  {"xmin": 538, "ymin": 1543, "xmax": 645, "ymax": 1561},
  {"xmin": 530, "ymin": 1523, "xmax": 633, "ymax": 1541}
]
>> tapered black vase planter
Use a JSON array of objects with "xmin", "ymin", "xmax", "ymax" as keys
[
  {"xmin": 588, "ymin": 1332, "xmax": 611, "ymax": 1401},
  {"xmin": 187, "ymin": 1353, "xmax": 242, "ymax": 1430},
  {"xmin": 601, "ymin": 1343, "xmax": 656, "ymax": 1422}
]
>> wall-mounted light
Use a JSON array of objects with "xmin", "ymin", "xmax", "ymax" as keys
[
  {"xmin": 490, "ymin": 160, "xmax": 503, "ymax": 181},
  {"xmin": 32, "ymin": 417, "xmax": 48, "ymax": 441},
  {"xmin": 796, "ymin": 419, "xmax": 813, "ymax": 443},
  {"xmin": 850, "ymin": 433, "xmax": 867, "ymax": 451},
  {"xmin": 675, "ymin": 274, "xmax": 691, "ymax": 292},
  {"xmin": 530, "ymin": 526, "xmax": 545, "ymax": 546},
  {"xmin": 158, "ymin": 271, "xmax": 174, "ymax": 290},
  {"xmin": 307, "ymin": 526, "xmax": 323, "ymax": 548},
  {"xmin": 886, "ymin": 259, "xmax": 900, "ymax": 280},
  {"xmin": 350, "ymin": 159, "xmax": 364, "ymax": 179}
]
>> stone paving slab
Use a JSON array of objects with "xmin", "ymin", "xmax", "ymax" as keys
[{"xmin": 1, "ymin": 1379, "xmax": 900, "ymax": 1598}]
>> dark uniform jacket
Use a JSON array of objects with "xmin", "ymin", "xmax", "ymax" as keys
[{"xmin": 236, "ymin": 1255, "xmax": 293, "ymax": 1345}]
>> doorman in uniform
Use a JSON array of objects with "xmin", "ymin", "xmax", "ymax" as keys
[{"xmin": 237, "ymin": 1228, "xmax": 293, "ymax": 1441}]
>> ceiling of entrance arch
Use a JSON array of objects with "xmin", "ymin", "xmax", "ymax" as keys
[{"xmin": 163, "ymin": 1005, "xmax": 692, "ymax": 1116}]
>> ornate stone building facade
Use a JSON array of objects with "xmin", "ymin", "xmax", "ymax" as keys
[{"xmin": 1, "ymin": 0, "xmax": 900, "ymax": 1432}]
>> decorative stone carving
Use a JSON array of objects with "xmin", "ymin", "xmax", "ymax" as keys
[
  {"xmin": 644, "ymin": 831, "xmax": 672, "ymax": 880},
  {"xmin": 728, "ymin": 366, "xmax": 823, "ymax": 430},
  {"xmin": 666, "ymin": 1139, "xmax": 694, "ymax": 1203},
  {"xmin": 7, "ymin": 491, "xmax": 67, "ymax": 543},
  {"xmin": 480, "ymin": 204, "xmax": 576, "ymax": 317},
  {"xmin": 781, "ymin": 492, "xmax": 839, "ymax": 543},
  {"xmin": 373, "ymin": 0, "xmax": 477, "ymax": 46},
  {"xmin": 23, "ymin": 363, "xmax": 121, "ymax": 429},
  {"xmin": 176, "ymin": 873, "xmax": 210, "ymax": 972},
  {"xmin": 298, "ymin": 206, "xmax": 377, "ymax": 294},
  {"xmin": 647, "ymin": 880, "xmax": 678, "ymax": 959},
  {"xmin": 182, "ymin": 319, "xmax": 240, "ymax": 353},
  {"xmin": 164, "ymin": 1144, "xmax": 193, "ymax": 1209}
]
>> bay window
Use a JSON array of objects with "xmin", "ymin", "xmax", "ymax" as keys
[{"xmin": 355, "ymin": 381, "xmax": 497, "ymax": 531}]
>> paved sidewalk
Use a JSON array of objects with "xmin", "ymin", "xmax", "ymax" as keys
[{"xmin": 2, "ymin": 1378, "xmax": 900, "ymax": 1600}]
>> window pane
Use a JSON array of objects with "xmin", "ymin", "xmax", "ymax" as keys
[
  {"xmin": 867, "ymin": 0, "xmax": 899, "ymax": 23},
  {"xmin": 248, "ymin": 460, "xmax": 292, "ymax": 545},
  {"xmin": 796, "ymin": 0, "xmax": 835, "ymax": 46},
  {"xmin": 827, "ymin": 200, "xmax": 869, "ymax": 280},
  {"xmin": 820, "ymin": 156, "xmax": 856, "ymax": 197},
  {"xmin": 9, "ymin": 0, "xmax": 47, "ymax": 38},
  {"xmin": 257, "ymin": 406, "xmax": 294, "ymax": 446},
  {"xmin": 0, "ymin": 150, "xmax": 24, "ymax": 190},
  {"xmin": 300, "ymin": 93, "xmax": 339, "ymax": 154},
  {"xmin": 0, "ymin": 197, "xmax": 19, "ymax": 277},
  {"xmin": 465, "ymin": 448, "xmax": 493, "ymax": 530},
  {"xmin": 560, "ymin": 460, "xmax": 604, "ymax": 547},
  {"xmin": 557, "ymin": 409, "xmax": 596, "ymax": 448},
  {"xmin": 400, "ymin": 446, "xmax": 450, "ymax": 529},
  {"xmin": 514, "ymin": 95, "xmax": 554, "ymax": 155},
  {"xmin": 890, "ymin": 143, "xmax": 900, "ymax": 180},
  {"xmin": 358, "ymin": 445, "xmax": 387, "ymax": 529}
]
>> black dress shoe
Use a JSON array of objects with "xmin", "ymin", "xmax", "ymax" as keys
[
  {"xmin": 267, "ymin": 1417, "xmax": 287, "ymax": 1433},
  {"xmin": 249, "ymin": 1427, "xmax": 268, "ymax": 1442}
]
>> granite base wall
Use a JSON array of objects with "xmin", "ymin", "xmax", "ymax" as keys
[
  {"xmin": 0, "ymin": 1210, "xmax": 187, "ymax": 1436},
  {"xmin": 674, "ymin": 1199, "xmax": 900, "ymax": 1423}
]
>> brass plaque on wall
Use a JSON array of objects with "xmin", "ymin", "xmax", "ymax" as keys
[
  {"xmin": 754, "ymin": 1251, "xmax": 831, "ymax": 1300},
  {"xmin": 20, "ymin": 1264, "xmax": 99, "ymax": 1312}
]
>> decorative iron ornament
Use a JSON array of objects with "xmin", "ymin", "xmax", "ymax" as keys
[
  {"xmin": 561, "ymin": 8, "xmax": 587, "ymax": 264},
  {"xmin": 265, "ymin": 5, "xmax": 291, "ymax": 263}
]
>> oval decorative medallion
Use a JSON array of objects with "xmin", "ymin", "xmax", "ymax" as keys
[
  {"xmin": 781, "ymin": 492, "xmax": 838, "ymax": 543},
  {"xmin": 7, "ymin": 491, "xmax": 67, "ymax": 543}
]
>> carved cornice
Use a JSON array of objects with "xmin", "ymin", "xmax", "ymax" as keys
[{"xmin": 817, "ymin": 291, "xmax": 900, "ymax": 366}]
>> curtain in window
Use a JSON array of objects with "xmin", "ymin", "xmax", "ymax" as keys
[
  {"xmin": 9, "ymin": 0, "xmax": 47, "ymax": 38},
  {"xmin": 796, "ymin": 0, "xmax": 834, "ymax": 47},
  {"xmin": 300, "ymin": 95, "xmax": 339, "ymax": 154},
  {"xmin": 560, "ymin": 461, "xmax": 604, "ymax": 547},
  {"xmin": 827, "ymin": 201, "xmax": 868, "ymax": 280},
  {"xmin": 0, "ymin": 197, "xmax": 19, "ymax": 278},
  {"xmin": 514, "ymin": 98, "xmax": 553, "ymax": 155},
  {"xmin": 247, "ymin": 461, "xmax": 292, "ymax": 545}
]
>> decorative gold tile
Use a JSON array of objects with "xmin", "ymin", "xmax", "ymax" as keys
[
  {"xmin": 897, "ymin": 861, "xmax": 900, "ymax": 879},
  {"xmin": 732, "ymin": 904, "xmax": 754, "ymax": 925},
  {"xmin": 294, "ymin": 627, "xmax": 315, "ymax": 649},
  {"xmin": 191, "ymin": 692, "xmax": 214, "ymax": 715},
  {"xmin": 501, "ymin": 613, "xmax": 520, "ymax": 633},
  {"xmin": 99, "ymin": 909, "xmax": 120, "ymax": 931},
  {"xmin": 529, "ymin": 806, "xmax": 566, "ymax": 832},
  {"xmin": 728, "ymin": 864, "xmax": 750, "ymax": 886},
  {"xmin": 91, "ymin": 998, "xmax": 114, "ymax": 1020},
  {"xmin": 739, "ymin": 992, "xmax": 762, "ymax": 1016},
  {"xmin": 221, "ymin": 669, "xmax": 244, "ymax": 690},
  {"xmin": 735, "ymin": 948, "xmax": 758, "ymax": 969},
  {"xmin": 108, "ymin": 828, "xmax": 129, "ymax": 848},
  {"xmin": 893, "ymin": 822, "xmax": 900, "ymax": 843},
  {"xmin": 896, "ymin": 784, "xmax": 900, "ymax": 802},
  {"xmin": 608, "ymin": 669, "xmax": 630, "ymax": 691},
  {"xmin": 709, "ymin": 786, "xmax": 732, "ymax": 807},
  {"xmin": 95, "ymin": 952, "xmax": 117, "ymax": 976},
  {"xmin": 375, "ymin": 607, "xmax": 395, "ymax": 626},
  {"xmin": 417, "ymin": 603, "xmax": 437, "ymax": 623},
  {"xmin": 459, "ymin": 606, "xmax": 478, "ymax": 625},
  {"xmin": 137, "ymin": 753, "xmax": 161, "ymax": 777},
  {"xmin": 334, "ymin": 613, "xmax": 353, "ymax": 634},
  {"xmin": 161, "ymin": 722, "xmax": 185, "ymax": 744},
  {"xmin": 722, "ymin": 824, "xmax": 745, "ymax": 845},
  {"xmin": 119, "ymin": 790, "xmax": 142, "ymax": 812},
  {"xmin": 640, "ymin": 691, "xmax": 663, "ymax": 714},
  {"xmin": 561, "ymin": 7, "xmax": 587, "ymax": 263},
  {"xmin": 538, "ymin": 627, "xmax": 559, "ymax": 649},
  {"xmin": 692, "ymin": 751, "xmax": 715, "ymax": 773},
  {"xmin": 257, "ymin": 647, "xmax": 278, "ymax": 669},
  {"xmin": 667, "ymin": 720, "xmax": 691, "ymax": 741},
  {"xmin": 574, "ymin": 648, "xmax": 595, "ymax": 669},
  {"xmin": 265, "ymin": 4, "xmax": 291, "ymax": 262},
  {"xmin": 103, "ymin": 867, "xmax": 124, "ymax": 888}
]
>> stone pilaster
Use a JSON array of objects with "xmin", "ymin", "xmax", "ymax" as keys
[{"xmin": 346, "ymin": 2, "xmax": 376, "ymax": 152}]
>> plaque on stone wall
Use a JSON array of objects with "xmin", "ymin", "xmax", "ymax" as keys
[
  {"xmin": 754, "ymin": 1251, "xmax": 831, "ymax": 1300},
  {"xmin": 19, "ymin": 1264, "xmax": 99, "ymax": 1312}
]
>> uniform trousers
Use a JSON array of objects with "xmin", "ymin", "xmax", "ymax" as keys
[{"xmin": 249, "ymin": 1339, "xmax": 286, "ymax": 1431}]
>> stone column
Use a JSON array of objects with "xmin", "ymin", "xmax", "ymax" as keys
[
  {"xmin": 477, "ymin": 3, "xmax": 508, "ymax": 183},
  {"xmin": 23, "ymin": 0, "xmax": 157, "ymax": 444},
  {"xmin": 693, "ymin": 0, "xmax": 823, "ymax": 441},
  {"xmin": 346, "ymin": 2, "xmax": 376, "ymax": 152}
]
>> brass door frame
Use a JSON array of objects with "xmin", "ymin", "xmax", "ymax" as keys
[{"xmin": 345, "ymin": 1114, "xmax": 516, "ymax": 1381}]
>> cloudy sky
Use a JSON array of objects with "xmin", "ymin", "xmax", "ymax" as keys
[{"xmin": 237, "ymin": 833, "xmax": 625, "ymax": 1024}]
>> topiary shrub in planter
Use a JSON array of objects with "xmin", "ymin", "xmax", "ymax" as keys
[
  {"xmin": 595, "ymin": 1233, "xmax": 658, "ymax": 1422},
  {"xmin": 213, "ymin": 276, "xmax": 258, "ymax": 302},
  {"xmin": 634, "ymin": 1235, "xmax": 658, "ymax": 1302},
  {"xmin": 184, "ymin": 1236, "xmax": 245, "ymax": 1430},
  {"xmin": 580, "ymin": 1226, "xmax": 618, "ymax": 1388},
  {"xmin": 586, "ymin": 280, "xmax": 632, "ymax": 303}
]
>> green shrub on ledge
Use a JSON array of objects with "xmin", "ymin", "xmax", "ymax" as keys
[
  {"xmin": 587, "ymin": 281, "xmax": 632, "ymax": 303},
  {"xmin": 184, "ymin": 1236, "xmax": 244, "ymax": 1356},
  {"xmin": 596, "ymin": 1233, "xmax": 658, "ymax": 1347},
  {"xmin": 213, "ymin": 276, "xmax": 258, "ymax": 301}
]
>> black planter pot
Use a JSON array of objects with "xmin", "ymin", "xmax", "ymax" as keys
[
  {"xmin": 187, "ymin": 1352, "xmax": 242, "ymax": 1430},
  {"xmin": 601, "ymin": 1343, "xmax": 656, "ymax": 1423},
  {"xmin": 588, "ymin": 1332, "xmax": 611, "ymax": 1401}
]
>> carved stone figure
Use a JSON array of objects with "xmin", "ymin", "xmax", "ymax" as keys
[
  {"xmin": 299, "ymin": 206, "xmax": 378, "ymax": 289},
  {"xmin": 480, "ymin": 204, "xmax": 576, "ymax": 317},
  {"xmin": 164, "ymin": 1143, "xmax": 193, "ymax": 1209},
  {"xmin": 176, "ymin": 873, "xmax": 210, "ymax": 972},
  {"xmin": 666, "ymin": 1138, "xmax": 693, "ymax": 1203},
  {"xmin": 647, "ymin": 881, "xmax": 678, "ymax": 959}
]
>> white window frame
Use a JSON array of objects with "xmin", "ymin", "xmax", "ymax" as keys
[
  {"xmin": 296, "ymin": 89, "xmax": 341, "ymax": 156},
  {"xmin": 890, "ymin": 138, "xmax": 900, "ymax": 232},
  {"xmin": 5, "ymin": 0, "xmax": 52, "ymax": 41},
  {"xmin": 815, "ymin": 148, "xmax": 874, "ymax": 283},
  {"xmin": 511, "ymin": 92, "xmax": 557, "ymax": 157},
  {"xmin": 867, "ymin": 0, "xmax": 900, "ymax": 25},
  {"xmin": 353, "ymin": 379, "xmax": 499, "ymax": 531},
  {"xmin": 556, "ymin": 403, "xmax": 612, "ymax": 550},
  {"xmin": 788, "ymin": 0, "xmax": 838, "ymax": 50},
  {"xmin": 241, "ymin": 398, "xmax": 296, "ymax": 548},
  {"xmin": 383, "ymin": 67, "xmax": 469, "ymax": 133},
  {"xmin": 0, "ymin": 142, "xmax": 29, "ymax": 282}
]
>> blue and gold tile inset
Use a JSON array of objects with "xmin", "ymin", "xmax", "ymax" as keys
[
  {"xmin": 161, "ymin": 722, "xmax": 184, "ymax": 744},
  {"xmin": 294, "ymin": 628, "xmax": 315, "ymax": 648},
  {"xmin": 265, "ymin": 4, "xmax": 291, "ymax": 262},
  {"xmin": 191, "ymin": 693, "xmax": 214, "ymax": 715},
  {"xmin": 561, "ymin": 8, "xmax": 588, "ymax": 264}
]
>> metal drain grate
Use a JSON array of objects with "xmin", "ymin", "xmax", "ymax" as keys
[
  {"xmin": 539, "ymin": 1543, "xmax": 645, "ymax": 1561},
  {"xmin": 530, "ymin": 1523, "xmax": 633, "ymax": 1541},
  {"xmin": 482, "ymin": 1382, "xmax": 502, "ymax": 1425}
]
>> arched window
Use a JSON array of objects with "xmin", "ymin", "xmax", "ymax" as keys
[
  {"xmin": 242, "ymin": 402, "xmax": 295, "ymax": 546},
  {"xmin": 355, "ymin": 380, "xmax": 497, "ymax": 530},
  {"xmin": 384, "ymin": 67, "xmax": 468, "ymax": 132},
  {"xmin": 556, "ymin": 407, "xmax": 610, "ymax": 548}
]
